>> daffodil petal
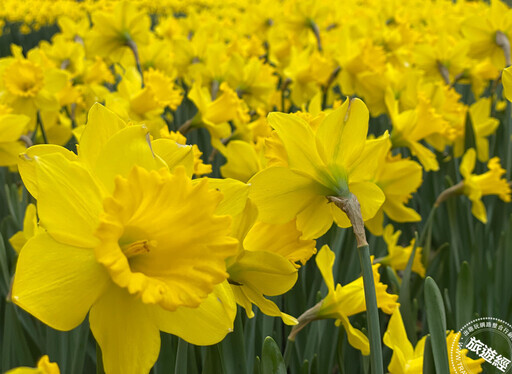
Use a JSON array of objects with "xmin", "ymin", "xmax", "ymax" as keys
[
  {"xmin": 249, "ymin": 167, "xmax": 331, "ymax": 224},
  {"xmin": 12, "ymin": 233, "xmax": 108, "ymax": 331},
  {"xmin": 409, "ymin": 141, "xmax": 439, "ymax": 172},
  {"xmin": 315, "ymin": 244, "xmax": 337, "ymax": 294},
  {"xmin": 349, "ymin": 181, "xmax": 385, "ymax": 221},
  {"xmin": 503, "ymin": 66, "xmax": 512, "ymax": 102},
  {"xmin": 316, "ymin": 98, "xmax": 369, "ymax": 170},
  {"xmin": 228, "ymin": 250, "xmax": 298, "ymax": 296},
  {"xmin": 337, "ymin": 314, "xmax": 370, "ymax": 356},
  {"xmin": 18, "ymin": 144, "xmax": 78, "ymax": 199},
  {"xmin": 296, "ymin": 195, "xmax": 334, "ymax": 240},
  {"xmin": 383, "ymin": 308, "xmax": 414, "ymax": 360},
  {"xmin": 90, "ymin": 285, "xmax": 160, "ymax": 374},
  {"xmin": 78, "ymin": 103, "xmax": 126, "ymax": 168},
  {"xmin": 241, "ymin": 285, "xmax": 298, "ymax": 325},
  {"xmin": 94, "ymin": 125, "xmax": 163, "ymax": 193},
  {"xmin": 207, "ymin": 177, "xmax": 250, "ymax": 217},
  {"xmin": 154, "ymin": 281, "xmax": 236, "ymax": 345},
  {"xmin": 34, "ymin": 153, "xmax": 103, "ymax": 248},
  {"xmin": 460, "ymin": 148, "xmax": 476, "ymax": 179},
  {"xmin": 151, "ymin": 138, "xmax": 194, "ymax": 177},
  {"xmin": 244, "ymin": 220, "xmax": 316, "ymax": 266},
  {"xmin": 267, "ymin": 112, "xmax": 325, "ymax": 180},
  {"xmin": 220, "ymin": 140, "xmax": 261, "ymax": 183}
]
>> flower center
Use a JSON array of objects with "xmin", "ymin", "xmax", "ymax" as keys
[
  {"xmin": 4, "ymin": 60, "xmax": 44, "ymax": 98},
  {"xmin": 94, "ymin": 166, "xmax": 237, "ymax": 311},
  {"xmin": 121, "ymin": 239, "xmax": 156, "ymax": 258}
]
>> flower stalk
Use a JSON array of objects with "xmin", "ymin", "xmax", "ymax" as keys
[
  {"xmin": 126, "ymin": 39, "xmax": 144, "ymax": 88},
  {"xmin": 496, "ymin": 30, "xmax": 511, "ymax": 67},
  {"xmin": 34, "ymin": 111, "xmax": 48, "ymax": 144},
  {"xmin": 328, "ymin": 193, "xmax": 383, "ymax": 374}
]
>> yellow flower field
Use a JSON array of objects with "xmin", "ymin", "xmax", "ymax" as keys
[{"xmin": 0, "ymin": 0, "xmax": 511, "ymax": 373}]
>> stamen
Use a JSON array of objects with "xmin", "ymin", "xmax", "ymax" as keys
[{"xmin": 121, "ymin": 239, "xmax": 156, "ymax": 258}]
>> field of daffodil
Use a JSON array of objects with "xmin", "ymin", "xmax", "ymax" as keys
[{"xmin": 1, "ymin": 0, "xmax": 512, "ymax": 373}]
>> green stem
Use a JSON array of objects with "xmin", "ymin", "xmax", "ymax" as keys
[
  {"xmin": 283, "ymin": 338, "xmax": 294, "ymax": 366},
  {"xmin": 327, "ymin": 193, "xmax": 383, "ymax": 373},
  {"xmin": 127, "ymin": 39, "xmax": 144, "ymax": 88},
  {"xmin": 178, "ymin": 118, "xmax": 194, "ymax": 136},
  {"xmin": 96, "ymin": 342, "xmax": 105, "ymax": 374},
  {"xmin": 36, "ymin": 111, "xmax": 48, "ymax": 144},
  {"xmin": 420, "ymin": 204, "xmax": 437, "ymax": 267},
  {"xmin": 358, "ymin": 244, "xmax": 384, "ymax": 374},
  {"xmin": 447, "ymin": 199, "xmax": 461, "ymax": 274}
]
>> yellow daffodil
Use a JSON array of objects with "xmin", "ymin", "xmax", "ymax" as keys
[
  {"xmin": 462, "ymin": 0, "xmax": 512, "ymax": 69},
  {"xmin": 379, "ymin": 225, "xmax": 425, "ymax": 278},
  {"xmin": 387, "ymin": 90, "xmax": 445, "ymax": 171},
  {"xmin": 40, "ymin": 35, "xmax": 85, "ymax": 78},
  {"xmin": 6, "ymin": 355, "xmax": 60, "ymax": 374},
  {"xmin": 289, "ymin": 245, "xmax": 398, "ymax": 354},
  {"xmin": 225, "ymin": 55, "xmax": 278, "ymax": 111},
  {"xmin": 337, "ymin": 38, "xmax": 389, "ymax": 116},
  {"xmin": 9, "ymin": 203, "xmax": 38, "ymax": 253},
  {"xmin": 226, "ymin": 197, "xmax": 316, "ymax": 325},
  {"xmin": 217, "ymin": 138, "xmax": 267, "ymax": 183},
  {"xmin": 12, "ymin": 104, "xmax": 238, "ymax": 374},
  {"xmin": 0, "ymin": 45, "xmax": 67, "ymax": 123},
  {"xmin": 500, "ymin": 64, "xmax": 512, "ymax": 102},
  {"xmin": 249, "ymin": 98, "xmax": 385, "ymax": 240},
  {"xmin": 106, "ymin": 67, "xmax": 182, "ymax": 137},
  {"xmin": 86, "ymin": 1, "xmax": 150, "ymax": 64},
  {"xmin": 414, "ymin": 35, "xmax": 469, "ymax": 84},
  {"xmin": 159, "ymin": 127, "xmax": 212, "ymax": 176},
  {"xmin": 459, "ymin": 148, "xmax": 511, "ymax": 223},
  {"xmin": 384, "ymin": 308, "xmax": 483, "ymax": 373},
  {"xmin": 184, "ymin": 81, "xmax": 249, "ymax": 140},
  {"xmin": 57, "ymin": 15, "xmax": 90, "ymax": 43},
  {"xmin": 0, "ymin": 110, "xmax": 30, "ymax": 166},
  {"xmin": 454, "ymin": 97, "xmax": 499, "ymax": 162},
  {"xmin": 352, "ymin": 135, "xmax": 422, "ymax": 236}
]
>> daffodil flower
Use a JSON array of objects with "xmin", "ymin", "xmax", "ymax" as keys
[
  {"xmin": 0, "ymin": 45, "xmax": 67, "ymax": 124},
  {"xmin": 378, "ymin": 225, "xmax": 425, "ymax": 278},
  {"xmin": 453, "ymin": 98, "xmax": 499, "ymax": 161},
  {"xmin": 288, "ymin": 245, "xmax": 398, "ymax": 354},
  {"xmin": 6, "ymin": 355, "xmax": 59, "ymax": 374},
  {"xmin": 86, "ymin": 1, "xmax": 150, "ymax": 64},
  {"xmin": 384, "ymin": 308, "xmax": 484, "ymax": 373},
  {"xmin": 12, "ymin": 104, "xmax": 238, "ymax": 374},
  {"xmin": 223, "ymin": 194, "xmax": 316, "ymax": 325},
  {"xmin": 184, "ymin": 81, "xmax": 249, "ymax": 139},
  {"xmin": 0, "ymin": 110, "xmax": 30, "ymax": 166},
  {"xmin": 459, "ymin": 148, "xmax": 511, "ymax": 223},
  {"xmin": 249, "ymin": 98, "xmax": 385, "ymax": 240},
  {"xmin": 9, "ymin": 203, "xmax": 38, "ymax": 254}
]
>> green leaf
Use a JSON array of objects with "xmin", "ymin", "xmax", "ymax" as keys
[
  {"xmin": 399, "ymin": 232, "xmax": 419, "ymax": 346},
  {"xmin": 357, "ymin": 244, "xmax": 384, "ymax": 374},
  {"xmin": 300, "ymin": 359, "xmax": 309, "ymax": 374},
  {"xmin": 174, "ymin": 339, "xmax": 188, "ymax": 374},
  {"xmin": 0, "ymin": 233, "xmax": 10, "ymax": 296},
  {"xmin": 456, "ymin": 261, "xmax": 473, "ymax": 329},
  {"xmin": 261, "ymin": 337, "xmax": 286, "ymax": 374},
  {"xmin": 253, "ymin": 356, "xmax": 261, "ymax": 374},
  {"xmin": 424, "ymin": 277, "xmax": 450, "ymax": 374},
  {"xmin": 202, "ymin": 345, "xmax": 224, "ymax": 374},
  {"xmin": 221, "ymin": 312, "xmax": 246, "ymax": 374},
  {"xmin": 422, "ymin": 335, "xmax": 436, "ymax": 374}
]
